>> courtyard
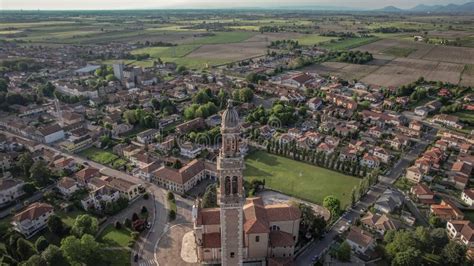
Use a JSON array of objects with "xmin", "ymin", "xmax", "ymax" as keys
[{"xmin": 244, "ymin": 151, "xmax": 360, "ymax": 207}]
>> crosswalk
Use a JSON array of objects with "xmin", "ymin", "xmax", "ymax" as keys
[{"xmin": 138, "ymin": 258, "xmax": 156, "ymax": 266}]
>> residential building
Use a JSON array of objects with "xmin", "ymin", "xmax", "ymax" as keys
[
  {"xmin": 447, "ymin": 220, "xmax": 474, "ymax": 248},
  {"xmin": 346, "ymin": 227, "xmax": 376, "ymax": 254},
  {"xmin": 462, "ymin": 189, "xmax": 474, "ymax": 207},
  {"xmin": 12, "ymin": 202, "xmax": 54, "ymax": 238},
  {"xmin": 0, "ymin": 178, "xmax": 25, "ymax": 206},
  {"xmin": 430, "ymin": 200, "xmax": 464, "ymax": 221},
  {"xmin": 361, "ymin": 212, "xmax": 401, "ymax": 235},
  {"xmin": 57, "ymin": 177, "xmax": 79, "ymax": 198}
]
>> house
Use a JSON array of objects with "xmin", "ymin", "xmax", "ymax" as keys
[
  {"xmin": 51, "ymin": 157, "xmax": 77, "ymax": 172},
  {"xmin": 447, "ymin": 220, "xmax": 474, "ymax": 248},
  {"xmin": 373, "ymin": 147, "xmax": 391, "ymax": 164},
  {"xmin": 282, "ymin": 72, "xmax": 314, "ymax": 88},
  {"xmin": 136, "ymin": 129, "xmax": 159, "ymax": 144},
  {"xmin": 462, "ymin": 189, "xmax": 474, "ymax": 207},
  {"xmin": 57, "ymin": 177, "xmax": 79, "ymax": 198},
  {"xmin": 361, "ymin": 212, "xmax": 401, "ymax": 235},
  {"xmin": 0, "ymin": 178, "xmax": 25, "ymax": 206},
  {"xmin": 432, "ymin": 114, "xmax": 463, "ymax": 129},
  {"xmin": 374, "ymin": 189, "xmax": 404, "ymax": 214},
  {"xmin": 360, "ymin": 153, "xmax": 380, "ymax": 169},
  {"xmin": 346, "ymin": 227, "xmax": 376, "ymax": 254},
  {"xmin": 406, "ymin": 166, "xmax": 423, "ymax": 183},
  {"xmin": 12, "ymin": 202, "xmax": 54, "ymax": 238},
  {"xmin": 430, "ymin": 199, "xmax": 464, "ymax": 221},
  {"xmin": 307, "ymin": 97, "xmax": 322, "ymax": 111},
  {"xmin": 81, "ymin": 185, "xmax": 120, "ymax": 211},
  {"xmin": 108, "ymin": 178, "xmax": 141, "ymax": 200},
  {"xmin": 410, "ymin": 183, "xmax": 435, "ymax": 204},
  {"xmin": 74, "ymin": 167, "xmax": 100, "ymax": 185},
  {"xmin": 137, "ymin": 161, "xmax": 162, "ymax": 181},
  {"xmin": 176, "ymin": 118, "xmax": 205, "ymax": 135},
  {"xmin": 180, "ymin": 142, "xmax": 202, "ymax": 159}
]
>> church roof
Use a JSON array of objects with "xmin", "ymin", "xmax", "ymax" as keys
[
  {"xmin": 202, "ymin": 232, "xmax": 221, "ymax": 248},
  {"xmin": 244, "ymin": 197, "xmax": 270, "ymax": 234},
  {"xmin": 222, "ymin": 100, "xmax": 239, "ymax": 128},
  {"xmin": 269, "ymin": 230, "xmax": 295, "ymax": 247}
]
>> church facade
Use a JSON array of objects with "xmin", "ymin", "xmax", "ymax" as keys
[{"xmin": 193, "ymin": 101, "xmax": 301, "ymax": 265}]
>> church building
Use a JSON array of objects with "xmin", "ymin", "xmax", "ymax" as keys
[{"xmin": 193, "ymin": 101, "xmax": 301, "ymax": 265}]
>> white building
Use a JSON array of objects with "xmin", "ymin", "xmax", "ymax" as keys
[
  {"xmin": 57, "ymin": 177, "xmax": 79, "ymax": 198},
  {"xmin": 462, "ymin": 189, "xmax": 474, "ymax": 207},
  {"xmin": 180, "ymin": 142, "xmax": 202, "ymax": 159},
  {"xmin": 0, "ymin": 178, "xmax": 25, "ymax": 206},
  {"xmin": 36, "ymin": 124, "xmax": 65, "ymax": 144},
  {"xmin": 12, "ymin": 202, "xmax": 54, "ymax": 238},
  {"xmin": 346, "ymin": 227, "xmax": 376, "ymax": 254}
]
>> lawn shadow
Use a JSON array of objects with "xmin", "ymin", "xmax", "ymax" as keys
[{"xmin": 244, "ymin": 164, "xmax": 272, "ymax": 177}]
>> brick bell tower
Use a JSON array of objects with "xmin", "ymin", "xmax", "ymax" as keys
[{"xmin": 218, "ymin": 100, "xmax": 244, "ymax": 266}]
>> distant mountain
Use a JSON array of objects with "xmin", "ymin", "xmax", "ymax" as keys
[
  {"xmin": 375, "ymin": 6, "xmax": 404, "ymax": 12},
  {"xmin": 375, "ymin": 1, "xmax": 474, "ymax": 13}
]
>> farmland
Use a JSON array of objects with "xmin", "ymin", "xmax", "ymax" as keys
[{"xmin": 244, "ymin": 151, "xmax": 360, "ymax": 207}]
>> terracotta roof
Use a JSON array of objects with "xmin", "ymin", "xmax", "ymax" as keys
[
  {"xmin": 202, "ymin": 232, "xmax": 221, "ymax": 248},
  {"xmin": 265, "ymin": 204, "xmax": 301, "ymax": 222},
  {"xmin": 108, "ymin": 178, "xmax": 138, "ymax": 192},
  {"xmin": 57, "ymin": 177, "xmax": 76, "ymax": 189},
  {"xmin": 153, "ymin": 159, "xmax": 212, "ymax": 185},
  {"xmin": 361, "ymin": 212, "xmax": 400, "ymax": 232},
  {"xmin": 244, "ymin": 197, "xmax": 269, "ymax": 234},
  {"xmin": 347, "ymin": 227, "xmax": 374, "ymax": 249},
  {"xmin": 197, "ymin": 208, "xmax": 220, "ymax": 226},
  {"xmin": 37, "ymin": 123, "xmax": 62, "ymax": 136},
  {"xmin": 460, "ymin": 222, "xmax": 474, "ymax": 242},
  {"xmin": 74, "ymin": 167, "xmax": 100, "ymax": 183},
  {"xmin": 269, "ymin": 230, "xmax": 295, "ymax": 247},
  {"xmin": 13, "ymin": 202, "xmax": 53, "ymax": 222},
  {"xmin": 411, "ymin": 183, "xmax": 434, "ymax": 196},
  {"xmin": 431, "ymin": 199, "xmax": 464, "ymax": 219},
  {"xmin": 53, "ymin": 157, "xmax": 74, "ymax": 168}
]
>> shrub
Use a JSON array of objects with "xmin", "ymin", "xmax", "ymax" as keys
[
  {"xmin": 115, "ymin": 221, "xmax": 122, "ymax": 230},
  {"xmin": 167, "ymin": 192, "xmax": 174, "ymax": 201},
  {"xmin": 124, "ymin": 218, "xmax": 132, "ymax": 228},
  {"xmin": 168, "ymin": 210, "xmax": 176, "ymax": 220},
  {"xmin": 143, "ymin": 193, "xmax": 150, "ymax": 200},
  {"xmin": 141, "ymin": 206, "xmax": 148, "ymax": 214}
]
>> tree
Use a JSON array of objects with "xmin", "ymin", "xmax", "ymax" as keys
[
  {"xmin": 167, "ymin": 192, "xmax": 175, "ymax": 201},
  {"xmin": 0, "ymin": 78, "xmax": 8, "ymax": 92},
  {"xmin": 124, "ymin": 218, "xmax": 132, "ymax": 228},
  {"xmin": 23, "ymin": 254, "xmax": 47, "ymax": 266},
  {"xmin": 385, "ymin": 230, "xmax": 418, "ymax": 259},
  {"xmin": 16, "ymin": 238, "xmax": 36, "ymax": 261},
  {"xmin": 71, "ymin": 215, "xmax": 98, "ymax": 237},
  {"xmin": 22, "ymin": 182, "xmax": 37, "ymax": 195},
  {"xmin": 29, "ymin": 160, "xmax": 51, "ymax": 186},
  {"xmin": 141, "ymin": 206, "xmax": 148, "ymax": 214},
  {"xmin": 429, "ymin": 215, "xmax": 446, "ymax": 228},
  {"xmin": 201, "ymin": 184, "xmax": 217, "ymax": 208},
  {"xmin": 35, "ymin": 236, "xmax": 49, "ymax": 252},
  {"xmin": 172, "ymin": 159, "xmax": 182, "ymax": 169},
  {"xmin": 299, "ymin": 203, "xmax": 326, "ymax": 238},
  {"xmin": 430, "ymin": 228, "xmax": 449, "ymax": 252},
  {"xmin": 442, "ymin": 241, "xmax": 466, "ymax": 265},
  {"xmin": 336, "ymin": 241, "xmax": 351, "ymax": 262},
  {"xmin": 18, "ymin": 152, "xmax": 33, "ymax": 176},
  {"xmin": 414, "ymin": 226, "xmax": 431, "ymax": 250},
  {"xmin": 323, "ymin": 195, "xmax": 341, "ymax": 218},
  {"xmin": 41, "ymin": 244, "xmax": 68, "ymax": 266},
  {"xmin": 239, "ymin": 88, "xmax": 254, "ymax": 102},
  {"xmin": 60, "ymin": 234, "xmax": 102, "ymax": 265},
  {"xmin": 47, "ymin": 215, "xmax": 65, "ymax": 236},
  {"xmin": 115, "ymin": 221, "xmax": 122, "ymax": 230},
  {"xmin": 392, "ymin": 247, "xmax": 421, "ymax": 266}
]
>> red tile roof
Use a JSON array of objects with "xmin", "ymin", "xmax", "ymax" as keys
[
  {"xmin": 269, "ymin": 230, "xmax": 295, "ymax": 247},
  {"xmin": 13, "ymin": 202, "xmax": 53, "ymax": 222},
  {"xmin": 202, "ymin": 232, "xmax": 221, "ymax": 248}
]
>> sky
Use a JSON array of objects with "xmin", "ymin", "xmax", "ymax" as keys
[{"xmin": 0, "ymin": 0, "xmax": 470, "ymax": 10}]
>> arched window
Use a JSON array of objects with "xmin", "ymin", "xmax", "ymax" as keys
[
  {"xmin": 225, "ymin": 176, "xmax": 231, "ymax": 195},
  {"xmin": 232, "ymin": 176, "xmax": 238, "ymax": 194}
]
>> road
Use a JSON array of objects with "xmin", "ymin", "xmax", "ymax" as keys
[
  {"xmin": 295, "ymin": 126, "xmax": 438, "ymax": 265},
  {"xmin": 0, "ymin": 130, "xmax": 168, "ymax": 266}
]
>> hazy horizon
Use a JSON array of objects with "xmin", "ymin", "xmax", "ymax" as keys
[{"xmin": 0, "ymin": 0, "xmax": 471, "ymax": 11}]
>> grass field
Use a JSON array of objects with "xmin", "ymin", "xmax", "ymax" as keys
[
  {"xmin": 244, "ymin": 151, "xmax": 359, "ymax": 207},
  {"xmin": 321, "ymin": 37, "xmax": 380, "ymax": 50},
  {"xmin": 80, "ymin": 147, "xmax": 118, "ymax": 165},
  {"xmin": 131, "ymin": 44, "xmax": 200, "ymax": 58},
  {"xmin": 382, "ymin": 47, "xmax": 417, "ymax": 57},
  {"xmin": 185, "ymin": 31, "xmax": 255, "ymax": 45},
  {"xmin": 57, "ymin": 209, "xmax": 88, "ymax": 227},
  {"xmin": 294, "ymin": 34, "xmax": 337, "ymax": 46}
]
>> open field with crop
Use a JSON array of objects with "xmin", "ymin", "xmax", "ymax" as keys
[
  {"xmin": 460, "ymin": 65, "xmax": 474, "ymax": 87},
  {"xmin": 244, "ymin": 151, "xmax": 359, "ymax": 207},
  {"xmin": 421, "ymin": 45, "xmax": 474, "ymax": 65},
  {"xmin": 294, "ymin": 34, "xmax": 338, "ymax": 46},
  {"xmin": 321, "ymin": 36, "xmax": 380, "ymax": 50}
]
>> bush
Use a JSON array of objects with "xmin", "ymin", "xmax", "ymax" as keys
[
  {"xmin": 132, "ymin": 213, "xmax": 139, "ymax": 221},
  {"xmin": 115, "ymin": 221, "xmax": 122, "ymax": 230},
  {"xmin": 167, "ymin": 192, "xmax": 174, "ymax": 201},
  {"xmin": 124, "ymin": 218, "xmax": 132, "ymax": 228},
  {"xmin": 168, "ymin": 210, "xmax": 176, "ymax": 220},
  {"xmin": 143, "ymin": 193, "xmax": 150, "ymax": 200},
  {"xmin": 141, "ymin": 206, "xmax": 148, "ymax": 214},
  {"xmin": 131, "ymin": 231, "xmax": 140, "ymax": 240}
]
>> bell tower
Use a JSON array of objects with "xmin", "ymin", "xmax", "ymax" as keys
[{"xmin": 218, "ymin": 100, "xmax": 244, "ymax": 266}]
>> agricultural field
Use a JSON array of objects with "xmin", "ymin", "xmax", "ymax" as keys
[
  {"xmin": 321, "ymin": 36, "xmax": 380, "ymax": 50},
  {"xmin": 382, "ymin": 47, "xmax": 417, "ymax": 57},
  {"xmin": 293, "ymin": 34, "xmax": 337, "ymax": 46},
  {"xmin": 79, "ymin": 147, "xmax": 127, "ymax": 169},
  {"xmin": 244, "ymin": 151, "xmax": 360, "ymax": 207}
]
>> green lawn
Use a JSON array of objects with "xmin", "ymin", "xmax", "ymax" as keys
[
  {"xmin": 244, "ymin": 151, "xmax": 360, "ymax": 207},
  {"xmin": 294, "ymin": 34, "xmax": 338, "ymax": 46},
  {"xmin": 382, "ymin": 47, "xmax": 416, "ymax": 57},
  {"xmin": 98, "ymin": 225, "xmax": 132, "ymax": 248},
  {"xmin": 321, "ymin": 37, "xmax": 380, "ymax": 50},
  {"xmin": 79, "ymin": 147, "xmax": 118, "ymax": 165},
  {"xmin": 57, "ymin": 209, "xmax": 88, "ymax": 227},
  {"xmin": 99, "ymin": 225, "xmax": 132, "ymax": 266}
]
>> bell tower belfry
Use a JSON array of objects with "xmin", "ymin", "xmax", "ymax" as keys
[{"xmin": 218, "ymin": 100, "xmax": 244, "ymax": 266}]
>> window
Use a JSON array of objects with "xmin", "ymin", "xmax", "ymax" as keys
[
  {"xmin": 231, "ymin": 176, "xmax": 238, "ymax": 194},
  {"xmin": 255, "ymin": 236, "xmax": 260, "ymax": 242},
  {"xmin": 230, "ymin": 252, "xmax": 235, "ymax": 258},
  {"xmin": 225, "ymin": 176, "xmax": 231, "ymax": 195}
]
